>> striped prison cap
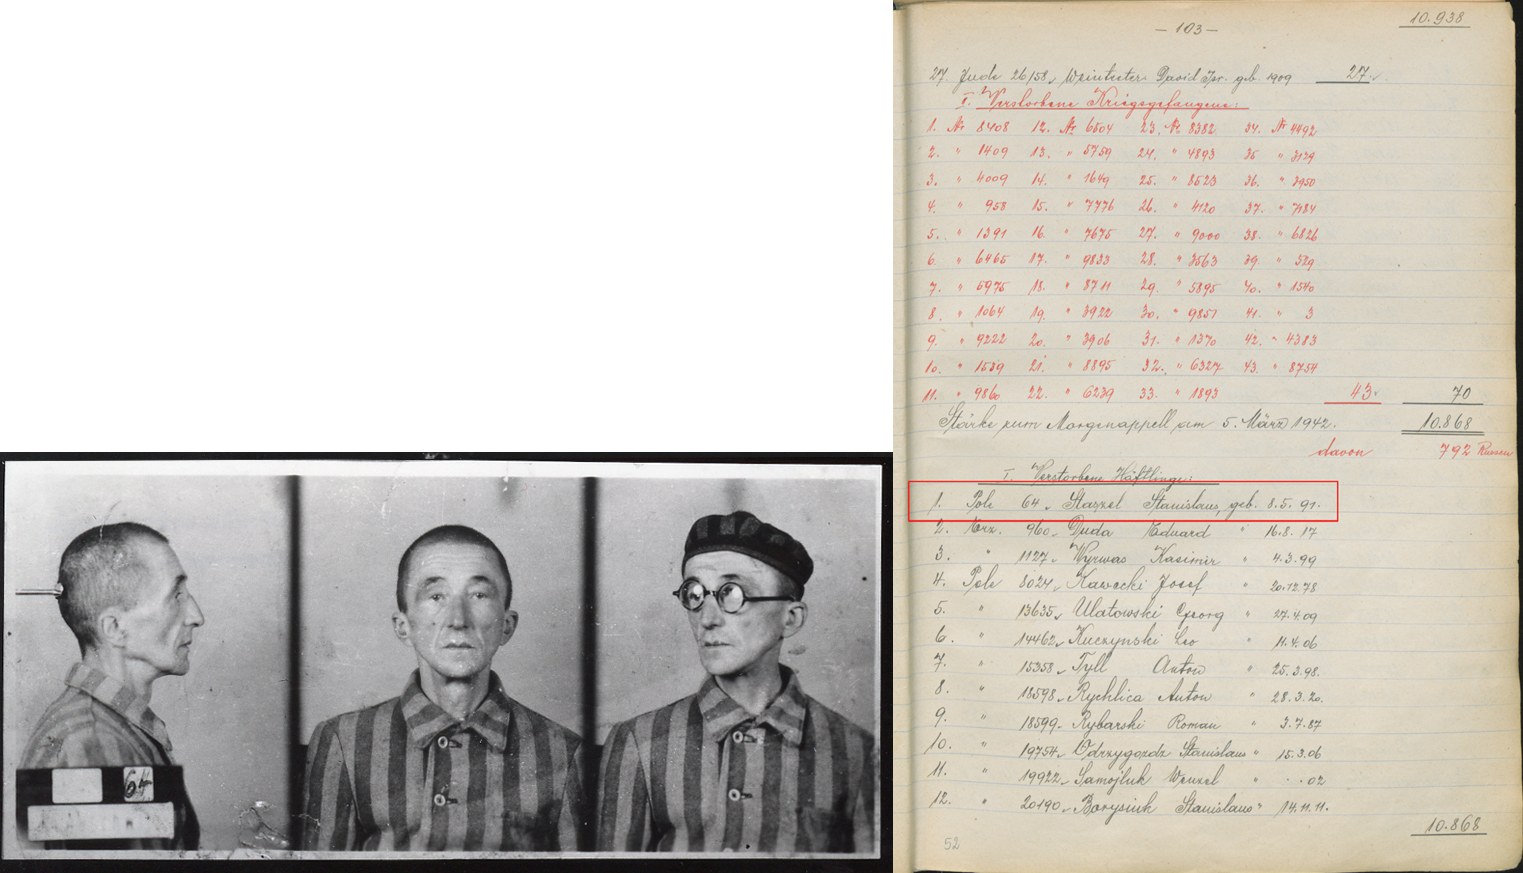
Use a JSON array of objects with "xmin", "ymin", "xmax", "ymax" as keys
[{"xmin": 683, "ymin": 511, "xmax": 814, "ymax": 588}]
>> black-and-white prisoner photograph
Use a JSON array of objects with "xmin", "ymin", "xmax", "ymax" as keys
[{"xmin": 2, "ymin": 458, "xmax": 884, "ymax": 860}]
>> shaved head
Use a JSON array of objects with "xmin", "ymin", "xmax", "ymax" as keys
[
  {"xmin": 57, "ymin": 522, "xmax": 171, "ymax": 654},
  {"xmin": 396, "ymin": 525, "xmax": 513, "ymax": 612}
]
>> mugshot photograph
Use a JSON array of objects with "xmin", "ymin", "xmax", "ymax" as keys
[
  {"xmin": 592, "ymin": 478, "xmax": 881, "ymax": 856},
  {"xmin": 4, "ymin": 460, "xmax": 883, "ymax": 861},
  {"xmin": 297, "ymin": 476, "xmax": 588, "ymax": 852},
  {"xmin": 3, "ymin": 470, "xmax": 292, "ymax": 854}
]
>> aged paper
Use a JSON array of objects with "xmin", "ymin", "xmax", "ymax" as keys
[
  {"xmin": 895, "ymin": 2, "xmax": 1518, "ymax": 872},
  {"xmin": 893, "ymin": 7, "xmax": 915, "ymax": 870}
]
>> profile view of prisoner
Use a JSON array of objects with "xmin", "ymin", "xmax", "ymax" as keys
[
  {"xmin": 302, "ymin": 524, "xmax": 586, "ymax": 850},
  {"xmin": 597, "ymin": 510, "xmax": 877, "ymax": 853},
  {"xmin": 20, "ymin": 522, "xmax": 204, "ymax": 849}
]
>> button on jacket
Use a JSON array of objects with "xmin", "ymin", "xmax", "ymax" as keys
[{"xmin": 302, "ymin": 670, "xmax": 584, "ymax": 851}]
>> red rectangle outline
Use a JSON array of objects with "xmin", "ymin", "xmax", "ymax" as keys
[{"xmin": 907, "ymin": 479, "xmax": 1339, "ymax": 523}]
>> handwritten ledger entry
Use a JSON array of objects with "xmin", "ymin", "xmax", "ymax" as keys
[{"xmin": 893, "ymin": 2, "xmax": 1518, "ymax": 872}]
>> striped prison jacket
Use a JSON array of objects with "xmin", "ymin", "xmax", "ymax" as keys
[
  {"xmin": 21, "ymin": 661, "xmax": 200, "ymax": 849},
  {"xmin": 597, "ymin": 666, "xmax": 877, "ymax": 853},
  {"xmin": 302, "ymin": 670, "xmax": 585, "ymax": 851}
]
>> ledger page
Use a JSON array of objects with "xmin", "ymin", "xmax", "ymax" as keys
[
  {"xmin": 893, "ymin": 6, "xmax": 916, "ymax": 869},
  {"xmin": 899, "ymin": 3, "xmax": 1518, "ymax": 872}
]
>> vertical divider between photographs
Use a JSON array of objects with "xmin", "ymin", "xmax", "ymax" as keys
[
  {"xmin": 580, "ymin": 477, "xmax": 599, "ymax": 851},
  {"xmin": 286, "ymin": 475, "xmax": 303, "ymax": 850}
]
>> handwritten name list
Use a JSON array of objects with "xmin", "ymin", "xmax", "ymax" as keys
[{"xmin": 894, "ymin": 3, "xmax": 1518, "ymax": 872}]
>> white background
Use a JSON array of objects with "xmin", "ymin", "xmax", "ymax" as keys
[{"xmin": 0, "ymin": 1, "xmax": 887, "ymax": 450}]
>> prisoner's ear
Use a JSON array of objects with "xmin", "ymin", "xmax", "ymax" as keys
[
  {"xmin": 781, "ymin": 600, "xmax": 808, "ymax": 639},
  {"xmin": 96, "ymin": 609, "xmax": 129, "ymax": 649},
  {"xmin": 393, "ymin": 611, "xmax": 412, "ymax": 644}
]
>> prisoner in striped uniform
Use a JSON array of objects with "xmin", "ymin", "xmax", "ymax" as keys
[
  {"xmin": 21, "ymin": 522, "xmax": 205, "ymax": 849},
  {"xmin": 301, "ymin": 524, "xmax": 585, "ymax": 851},
  {"xmin": 597, "ymin": 511, "xmax": 877, "ymax": 853},
  {"xmin": 302, "ymin": 670, "xmax": 583, "ymax": 850}
]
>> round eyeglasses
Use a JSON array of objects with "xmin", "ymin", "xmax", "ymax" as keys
[{"xmin": 672, "ymin": 579, "xmax": 796, "ymax": 614}]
